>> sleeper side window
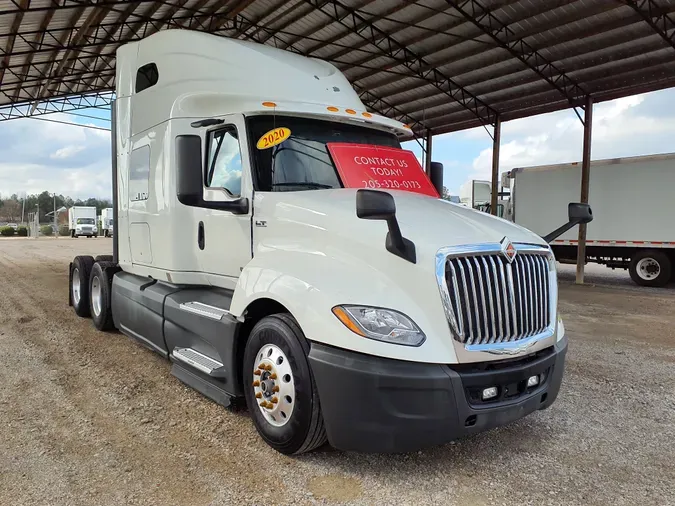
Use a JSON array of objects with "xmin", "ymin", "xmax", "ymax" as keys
[
  {"xmin": 206, "ymin": 126, "xmax": 242, "ymax": 197},
  {"xmin": 136, "ymin": 63, "xmax": 159, "ymax": 93}
]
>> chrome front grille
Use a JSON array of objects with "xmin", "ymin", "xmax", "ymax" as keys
[{"xmin": 437, "ymin": 244, "xmax": 555, "ymax": 347}]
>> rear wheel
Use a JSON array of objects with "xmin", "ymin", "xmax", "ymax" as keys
[
  {"xmin": 243, "ymin": 313, "xmax": 327, "ymax": 455},
  {"xmin": 89, "ymin": 261, "xmax": 119, "ymax": 331},
  {"xmin": 629, "ymin": 250, "xmax": 672, "ymax": 287},
  {"xmin": 70, "ymin": 256, "xmax": 95, "ymax": 317}
]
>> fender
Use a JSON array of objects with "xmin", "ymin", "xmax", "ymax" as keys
[{"xmin": 229, "ymin": 245, "xmax": 459, "ymax": 364}]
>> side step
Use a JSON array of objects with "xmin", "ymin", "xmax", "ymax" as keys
[
  {"xmin": 171, "ymin": 347, "xmax": 227, "ymax": 378},
  {"xmin": 171, "ymin": 362, "xmax": 232, "ymax": 408}
]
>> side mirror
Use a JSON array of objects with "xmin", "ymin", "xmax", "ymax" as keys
[
  {"xmin": 429, "ymin": 161, "xmax": 444, "ymax": 197},
  {"xmin": 176, "ymin": 135, "xmax": 204, "ymax": 207},
  {"xmin": 356, "ymin": 189, "xmax": 416, "ymax": 263},
  {"xmin": 542, "ymin": 202, "xmax": 594, "ymax": 243},
  {"xmin": 356, "ymin": 188, "xmax": 396, "ymax": 219},
  {"xmin": 175, "ymin": 134, "xmax": 248, "ymax": 214},
  {"xmin": 569, "ymin": 202, "xmax": 592, "ymax": 224}
]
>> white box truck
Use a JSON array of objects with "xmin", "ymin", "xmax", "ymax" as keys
[
  {"xmin": 505, "ymin": 153, "xmax": 675, "ymax": 287},
  {"xmin": 68, "ymin": 206, "xmax": 98, "ymax": 238},
  {"xmin": 100, "ymin": 208, "xmax": 114, "ymax": 237},
  {"xmin": 66, "ymin": 30, "xmax": 591, "ymax": 455}
]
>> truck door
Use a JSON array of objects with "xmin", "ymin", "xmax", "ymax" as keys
[{"xmin": 197, "ymin": 114, "xmax": 253, "ymax": 289}]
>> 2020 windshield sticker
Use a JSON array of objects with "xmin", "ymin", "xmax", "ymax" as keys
[{"xmin": 256, "ymin": 127, "xmax": 291, "ymax": 150}]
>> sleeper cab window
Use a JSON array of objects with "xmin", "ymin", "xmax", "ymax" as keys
[
  {"xmin": 206, "ymin": 126, "xmax": 243, "ymax": 197},
  {"xmin": 136, "ymin": 63, "xmax": 159, "ymax": 93}
]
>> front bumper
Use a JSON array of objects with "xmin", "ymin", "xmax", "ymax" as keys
[
  {"xmin": 308, "ymin": 336, "xmax": 567, "ymax": 453},
  {"xmin": 76, "ymin": 230, "xmax": 96, "ymax": 236}
]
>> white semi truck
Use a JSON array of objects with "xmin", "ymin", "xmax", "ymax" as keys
[
  {"xmin": 505, "ymin": 153, "xmax": 675, "ymax": 287},
  {"xmin": 68, "ymin": 206, "xmax": 98, "ymax": 238},
  {"xmin": 67, "ymin": 30, "xmax": 591, "ymax": 454},
  {"xmin": 100, "ymin": 208, "xmax": 114, "ymax": 237}
]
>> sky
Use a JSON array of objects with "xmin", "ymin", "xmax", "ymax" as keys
[{"xmin": 1, "ymin": 87, "xmax": 675, "ymax": 200}]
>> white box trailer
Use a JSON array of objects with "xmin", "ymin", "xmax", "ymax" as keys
[
  {"xmin": 506, "ymin": 153, "xmax": 675, "ymax": 287},
  {"xmin": 68, "ymin": 206, "xmax": 98, "ymax": 238},
  {"xmin": 100, "ymin": 208, "xmax": 114, "ymax": 237}
]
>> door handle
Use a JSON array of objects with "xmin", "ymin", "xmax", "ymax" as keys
[{"xmin": 198, "ymin": 221, "xmax": 205, "ymax": 250}]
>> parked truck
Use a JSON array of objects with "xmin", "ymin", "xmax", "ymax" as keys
[
  {"xmin": 68, "ymin": 206, "xmax": 98, "ymax": 238},
  {"xmin": 100, "ymin": 208, "xmax": 114, "ymax": 237},
  {"xmin": 67, "ymin": 30, "xmax": 590, "ymax": 455},
  {"xmin": 459, "ymin": 179, "xmax": 509, "ymax": 217},
  {"xmin": 505, "ymin": 153, "xmax": 675, "ymax": 287}
]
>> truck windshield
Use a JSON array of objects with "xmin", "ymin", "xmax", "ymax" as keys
[
  {"xmin": 76, "ymin": 218, "xmax": 95, "ymax": 225},
  {"xmin": 247, "ymin": 115, "xmax": 400, "ymax": 191}
]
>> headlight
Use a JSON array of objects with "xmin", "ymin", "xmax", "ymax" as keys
[{"xmin": 332, "ymin": 305, "xmax": 425, "ymax": 346}]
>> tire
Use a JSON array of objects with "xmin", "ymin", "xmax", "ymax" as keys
[
  {"xmin": 94, "ymin": 234, "xmax": 98, "ymax": 238},
  {"xmin": 70, "ymin": 255, "xmax": 95, "ymax": 317},
  {"xmin": 243, "ymin": 313, "xmax": 327, "ymax": 455},
  {"xmin": 89, "ymin": 261, "xmax": 119, "ymax": 331},
  {"xmin": 629, "ymin": 250, "xmax": 672, "ymax": 287},
  {"xmin": 104, "ymin": 230, "xmax": 108, "ymax": 238},
  {"xmin": 95, "ymin": 255, "xmax": 113, "ymax": 263},
  {"xmin": 70, "ymin": 230, "xmax": 75, "ymax": 238}
]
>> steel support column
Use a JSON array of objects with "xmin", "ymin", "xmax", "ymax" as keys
[
  {"xmin": 490, "ymin": 115, "xmax": 501, "ymax": 216},
  {"xmin": 425, "ymin": 130, "xmax": 433, "ymax": 175},
  {"xmin": 576, "ymin": 95, "xmax": 593, "ymax": 284}
]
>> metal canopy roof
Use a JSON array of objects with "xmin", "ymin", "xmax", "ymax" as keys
[{"xmin": 1, "ymin": 0, "xmax": 675, "ymax": 135}]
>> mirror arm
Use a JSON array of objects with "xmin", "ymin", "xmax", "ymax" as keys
[
  {"xmin": 385, "ymin": 217, "xmax": 416, "ymax": 263},
  {"xmin": 542, "ymin": 220, "xmax": 579, "ymax": 244}
]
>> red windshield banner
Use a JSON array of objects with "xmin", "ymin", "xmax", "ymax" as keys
[{"xmin": 327, "ymin": 143, "xmax": 439, "ymax": 197}]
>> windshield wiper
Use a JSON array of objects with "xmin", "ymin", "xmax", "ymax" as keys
[{"xmin": 272, "ymin": 182, "xmax": 333, "ymax": 189}]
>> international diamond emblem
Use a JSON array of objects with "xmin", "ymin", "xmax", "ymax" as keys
[{"xmin": 500, "ymin": 237, "xmax": 516, "ymax": 263}]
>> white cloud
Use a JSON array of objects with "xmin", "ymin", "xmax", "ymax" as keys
[
  {"xmin": 0, "ymin": 113, "xmax": 111, "ymax": 199},
  {"xmin": 50, "ymin": 145, "xmax": 86, "ymax": 159},
  {"xmin": 463, "ymin": 89, "xmax": 675, "ymax": 185}
]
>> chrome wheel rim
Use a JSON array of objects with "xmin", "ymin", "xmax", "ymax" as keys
[
  {"xmin": 637, "ymin": 258, "xmax": 660, "ymax": 280},
  {"xmin": 91, "ymin": 275, "xmax": 102, "ymax": 316},
  {"xmin": 72, "ymin": 268, "xmax": 81, "ymax": 305},
  {"xmin": 252, "ymin": 344, "xmax": 295, "ymax": 427}
]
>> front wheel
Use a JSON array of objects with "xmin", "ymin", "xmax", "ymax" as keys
[
  {"xmin": 629, "ymin": 250, "xmax": 672, "ymax": 287},
  {"xmin": 243, "ymin": 314, "xmax": 327, "ymax": 455}
]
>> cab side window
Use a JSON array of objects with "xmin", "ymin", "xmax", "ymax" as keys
[{"xmin": 206, "ymin": 127, "xmax": 242, "ymax": 197}]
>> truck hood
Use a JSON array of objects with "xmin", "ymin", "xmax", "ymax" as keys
[{"xmin": 257, "ymin": 188, "xmax": 547, "ymax": 251}]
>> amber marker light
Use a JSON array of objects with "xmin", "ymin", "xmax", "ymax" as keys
[
  {"xmin": 262, "ymin": 101, "xmax": 277, "ymax": 107},
  {"xmin": 332, "ymin": 307, "xmax": 365, "ymax": 336},
  {"xmin": 345, "ymin": 109, "xmax": 356, "ymax": 114},
  {"xmin": 327, "ymin": 106, "xmax": 339, "ymax": 112}
]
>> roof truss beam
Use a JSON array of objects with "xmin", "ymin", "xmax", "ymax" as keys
[
  {"xmin": 0, "ymin": 91, "xmax": 114, "ymax": 121},
  {"xmin": 447, "ymin": 0, "xmax": 588, "ymax": 109},
  {"xmin": 302, "ymin": 0, "xmax": 499, "ymax": 127},
  {"xmin": 625, "ymin": 0, "xmax": 675, "ymax": 52}
]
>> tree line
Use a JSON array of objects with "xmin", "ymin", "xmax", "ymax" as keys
[{"xmin": 0, "ymin": 191, "xmax": 112, "ymax": 223}]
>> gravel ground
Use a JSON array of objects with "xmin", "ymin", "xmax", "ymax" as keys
[{"xmin": 0, "ymin": 237, "xmax": 673, "ymax": 506}]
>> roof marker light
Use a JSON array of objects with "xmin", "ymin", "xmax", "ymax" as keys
[
  {"xmin": 345, "ymin": 109, "xmax": 356, "ymax": 115},
  {"xmin": 327, "ymin": 106, "xmax": 339, "ymax": 112},
  {"xmin": 362, "ymin": 112, "xmax": 372, "ymax": 118},
  {"xmin": 262, "ymin": 101, "xmax": 277, "ymax": 108}
]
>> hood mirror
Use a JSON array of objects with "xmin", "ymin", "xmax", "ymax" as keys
[
  {"xmin": 542, "ymin": 202, "xmax": 594, "ymax": 243},
  {"xmin": 356, "ymin": 189, "xmax": 416, "ymax": 263}
]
